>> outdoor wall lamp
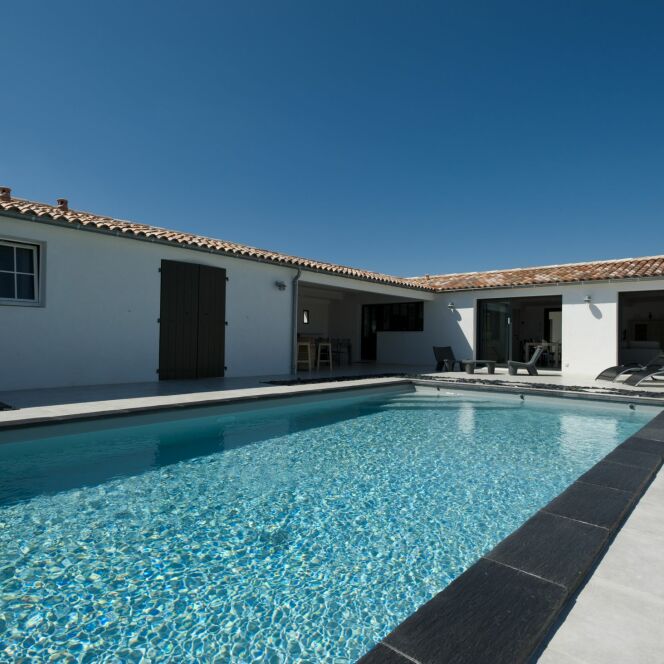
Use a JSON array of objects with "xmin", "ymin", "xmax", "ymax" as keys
[
  {"xmin": 447, "ymin": 302, "xmax": 456, "ymax": 310},
  {"xmin": 584, "ymin": 295, "xmax": 592, "ymax": 304},
  {"xmin": 275, "ymin": 280, "xmax": 287, "ymax": 291}
]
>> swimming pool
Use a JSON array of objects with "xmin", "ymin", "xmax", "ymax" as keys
[{"xmin": 0, "ymin": 387, "xmax": 657, "ymax": 662}]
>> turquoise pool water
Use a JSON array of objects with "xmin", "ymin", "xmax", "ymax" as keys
[{"xmin": 0, "ymin": 388, "xmax": 656, "ymax": 662}]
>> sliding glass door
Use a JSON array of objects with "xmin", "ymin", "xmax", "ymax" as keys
[
  {"xmin": 477, "ymin": 296, "xmax": 563, "ymax": 368},
  {"xmin": 478, "ymin": 300, "xmax": 511, "ymax": 363}
]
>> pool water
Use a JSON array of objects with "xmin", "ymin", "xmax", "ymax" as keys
[{"xmin": 0, "ymin": 388, "xmax": 656, "ymax": 662}]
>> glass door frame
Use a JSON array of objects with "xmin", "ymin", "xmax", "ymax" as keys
[
  {"xmin": 476, "ymin": 295, "xmax": 563, "ymax": 369},
  {"xmin": 476, "ymin": 298, "xmax": 513, "ymax": 365}
]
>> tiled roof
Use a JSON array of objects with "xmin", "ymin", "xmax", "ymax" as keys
[
  {"xmin": 2, "ymin": 192, "xmax": 663, "ymax": 293},
  {"xmin": 408, "ymin": 255, "xmax": 664, "ymax": 291},
  {"xmin": 0, "ymin": 195, "xmax": 429, "ymax": 290}
]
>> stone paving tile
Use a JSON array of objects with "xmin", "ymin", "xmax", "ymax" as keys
[
  {"xmin": 576, "ymin": 460, "xmax": 654, "ymax": 494},
  {"xmin": 607, "ymin": 476, "xmax": 664, "ymax": 540},
  {"xmin": 538, "ymin": 646, "xmax": 588, "ymax": 664},
  {"xmin": 485, "ymin": 511, "xmax": 607, "ymax": 590},
  {"xmin": 543, "ymin": 482, "xmax": 633, "ymax": 530},
  {"xmin": 603, "ymin": 447, "xmax": 661, "ymax": 471},
  {"xmin": 635, "ymin": 419, "xmax": 664, "ymax": 442},
  {"xmin": 588, "ymin": 527, "xmax": 664, "ymax": 601},
  {"xmin": 538, "ymin": 469, "xmax": 664, "ymax": 663},
  {"xmin": 619, "ymin": 435, "xmax": 664, "ymax": 458},
  {"xmin": 538, "ymin": 579, "xmax": 664, "ymax": 664},
  {"xmin": 384, "ymin": 558, "xmax": 565, "ymax": 664},
  {"xmin": 356, "ymin": 644, "xmax": 415, "ymax": 664}
]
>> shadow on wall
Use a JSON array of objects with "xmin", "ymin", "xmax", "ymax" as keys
[
  {"xmin": 589, "ymin": 303, "xmax": 602, "ymax": 319},
  {"xmin": 440, "ymin": 310, "xmax": 473, "ymax": 362}
]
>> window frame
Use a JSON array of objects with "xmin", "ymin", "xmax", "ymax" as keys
[
  {"xmin": 373, "ymin": 301, "xmax": 424, "ymax": 332},
  {"xmin": 0, "ymin": 238, "xmax": 44, "ymax": 307}
]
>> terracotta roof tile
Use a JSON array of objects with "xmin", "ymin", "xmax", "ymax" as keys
[
  {"xmin": 408, "ymin": 255, "xmax": 664, "ymax": 291},
  {"xmin": 3, "ymin": 193, "xmax": 663, "ymax": 293},
  {"xmin": 0, "ymin": 195, "xmax": 428, "ymax": 290}
]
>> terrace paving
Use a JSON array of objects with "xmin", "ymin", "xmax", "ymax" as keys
[
  {"xmin": 0, "ymin": 365, "xmax": 427, "ymax": 428},
  {"xmin": 419, "ymin": 367, "xmax": 664, "ymax": 391},
  {"xmin": 537, "ymin": 467, "xmax": 664, "ymax": 664},
  {"xmin": 2, "ymin": 366, "xmax": 663, "ymax": 427}
]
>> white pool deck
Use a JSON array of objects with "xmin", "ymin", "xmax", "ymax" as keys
[
  {"xmin": 1, "ymin": 364, "xmax": 663, "ymax": 426},
  {"xmin": 0, "ymin": 365, "xmax": 663, "ymax": 663},
  {"xmin": 539, "ymin": 466, "xmax": 664, "ymax": 664},
  {"xmin": 0, "ymin": 364, "xmax": 426, "ymax": 427}
]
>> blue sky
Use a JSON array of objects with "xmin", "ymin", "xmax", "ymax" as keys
[{"xmin": 1, "ymin": 1, "xmax": 663, "ymax": 276}]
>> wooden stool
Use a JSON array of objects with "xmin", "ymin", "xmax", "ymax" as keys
[
  {"xmin": 317, "ymin": 341, "xmax": 333, "ymax": 370},
  {"xmin": 297, "ymin": 342, "xmax": 313, "ymax": 371}
]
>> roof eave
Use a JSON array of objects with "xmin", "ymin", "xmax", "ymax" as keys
[
  {"xmin": 428, "ymin": 274, "xmax": 664, "ymax": 293},
  {"xmin": 0, "ymin": 208, "xmax": 435, "ymax": 293}
]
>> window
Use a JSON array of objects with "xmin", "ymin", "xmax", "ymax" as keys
[
  {"xmin": 0, "ymin": 240, "xmax": 40, "ymax": 303},
  {"xmin": 365, "ymin": 301, "xmax": 424, "ymax": 332},
  {"xmin": 302, "ymin": 309, "xmax": 310, "ymax": 324}
]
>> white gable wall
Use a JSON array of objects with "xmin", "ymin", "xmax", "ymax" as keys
[
  {"xmin": 378, "ymin": 280, "xmax": 664, "ymax": 376},
  {"xmin": 3, "ymin": 214, "xmax": 664, "ymax": 389},
  {"xmin": 0, "ymin": 216, "xmax": 433, "ymax": 391},
  {"xmin": 0, "ymin": 217, "xmax": 296, "ymax": 390}
]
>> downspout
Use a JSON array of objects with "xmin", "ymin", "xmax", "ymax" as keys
[{"xmin": 291, "ymin": 268, "xmax": 302, "ymax": 374}]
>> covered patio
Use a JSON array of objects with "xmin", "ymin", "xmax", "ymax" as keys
[{"xmin": 294, "ymin": 272, "xmax": 434, "ymax": 373}]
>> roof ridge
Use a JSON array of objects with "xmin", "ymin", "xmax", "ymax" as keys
[
  {"xmin": 0, "ymin": 194, "xmax": 425, "ymax": 289},
  {"xmin": 3, "ymin": 193, "xmax": 663, "ymax": 293},
  {"xmin": 412, "ymin": 254, "xmax": 664, "ymax": 281}
]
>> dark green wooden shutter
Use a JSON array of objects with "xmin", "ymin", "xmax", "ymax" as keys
[{"xmin": 158, "ymin": 260, "xmax": 226, "ymax": 380}]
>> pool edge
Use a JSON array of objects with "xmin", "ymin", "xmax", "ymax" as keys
[
  {"xmin": 356, "ymin": 408, "xmax": 664, "ymax": 664},
  {"xmin": 410, "ymin": 377, "xmax": 664, "ymax": 407},
  {"xmin": 3, "ymin": 375, "xmax": 664, "ymax": 433},
  {"xmin": 0, "ymin": 378, "xmax": 414, "ymax": 432}
]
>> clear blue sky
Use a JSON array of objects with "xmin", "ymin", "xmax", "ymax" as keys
[{"xmin": 1, "ymin": 1, "xmax": 662, "ymax": 277}]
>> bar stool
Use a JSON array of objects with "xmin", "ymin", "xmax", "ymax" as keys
[
  {"xmin": 317, "ymin": 341, "xmax": 333, "ymax": 370},
  {"xmin": 297, "ymin": 342, "xmax": 313, "ymax": 371}
]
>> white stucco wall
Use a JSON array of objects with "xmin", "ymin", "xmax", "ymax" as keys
[
  {"xmin": 0, "ymin": 217, "xmax": 297, "ymax": 390},
  {"xmin": 3, "ymin": 214, "xmax": 663, "ymax": 389},
  {"xmin": 559, "ymin": 281, "xmax": 664, "ymax": 375},
  {"xmin": 377, "ymin": 281, "xmax": 664, "ymax": 376},
  {"xmin": 376, "ymin": 293, "xmax": 477, "ymax": 367}
]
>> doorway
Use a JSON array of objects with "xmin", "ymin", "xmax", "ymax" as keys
[
  {"xmin": 618, "ymin": 290, "xmax": 664, "ymax": 365},
  {"xmin": 477, "ymin": 300, "xmax": 511, "ymax": 363},
  {"xmin": 477, "ymin": 295, "xmax": 562, "ymax": 368},
  {"xmin": 158, "ymin": 260, "xmax": 226, "ymax": 380}
]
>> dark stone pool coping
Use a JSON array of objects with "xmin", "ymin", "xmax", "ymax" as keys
[{"xmin": 357, "ymin": 408, "xmax": 664, "ymax": 664}]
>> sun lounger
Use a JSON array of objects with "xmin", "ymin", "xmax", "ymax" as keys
[
  {"xmin": 622, "ymin": 362, "xmax": 664, "ymax": 387},
  {"xmin": 596, "ymin": 353, "xmax": 664, "ymax": 382},
  {"xmin": 433, "ymin": 346, "xmax": 462, "ymax": 372},
  {"xmin": 508, "ymin": 346, "xmax": 543, "ymax": 376}
]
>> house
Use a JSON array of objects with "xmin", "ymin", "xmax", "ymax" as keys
[{"xmin": 2, "ymin": 186, "xmax": 664, "ymax": 392}]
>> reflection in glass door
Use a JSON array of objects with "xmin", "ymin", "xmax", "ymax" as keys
[{"xmin": 478, "ymin": 300, "xmax": 511, "ymax": 363}]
